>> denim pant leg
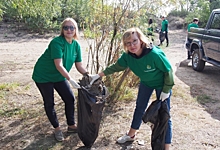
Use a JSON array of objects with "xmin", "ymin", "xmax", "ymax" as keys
[
  {"xmin": 131, "ymin": 83, "xmax": 154, "ymax": 129},
  {"xmin": 164, "ymin": 90, "xmax": 172, "ymax": 144},
  {"xmin": 54, "ymin": 80, "xmax": 75, "ymax": 126},
  {"xmin": 156, "ymin": 89, "xmax": 173, "ymax": 144},
  {"xmin": 35, "ymin": 82, "xmax": 59, "ymax": 128},
  {"xmin": 131, "ymin": 83, "xmax": 173, "ymax": 144}
]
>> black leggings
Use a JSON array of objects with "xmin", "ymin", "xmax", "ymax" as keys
[
  {"xmin": 164, "ymin": 31, "xmax": 169, "ymax": 44},
  {"xmin": 160, "ymin": 31, "xmax": 169, "ymax": 45},
  {"xmin": 35, "ymin": 80, "xmax": 75, "ymax": 128}
]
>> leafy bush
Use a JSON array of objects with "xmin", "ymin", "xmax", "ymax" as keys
[
  {"xmin": 2, "ymin": 0, "xmax": 62, "ymax": 32},
  {"xmin": 168, "ymin": 10, "xmax": 188, "ymax": 18},
  {"xmin": 0, "ymin": 1, "xmax": 4, "ymax": 21}
]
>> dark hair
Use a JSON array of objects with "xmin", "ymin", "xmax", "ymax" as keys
[
  {"xmin": 193, "ymin": 18, "xmax": 199, "ymax": 22},
  {"xmin": 148, "ymin": 19, "xmax": 153, "ymax": 25}
]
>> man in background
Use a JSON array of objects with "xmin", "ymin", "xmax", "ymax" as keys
[
  {"xmin": 186, "ymin": 18, "xmax": 199, "ymax": 59},
  {"xmin": 158, "ymin": 16, "xmax": 169, "ymax": 47},
  {"xmin": 187, "ymin": 18, "xmax": 199, "ymax": 32}
]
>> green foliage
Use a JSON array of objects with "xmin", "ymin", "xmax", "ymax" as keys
[
  {"xmin": 210, "ymin": 0, "xmax": 220, "ymax": 10},
  {"xmin": 185, "ymin": 0, "xmax": 210, "ymax": 27},
  {"xmin": 0, "ymin": 107, "xmax": 27, "ymax": 117},
  {"xmin": 0, "ymin": 82, "xmax": 24, "ymax": 118},
  {"xmin": 168, "ymin": 10, "xmax": 188, "ymax": 18},
  {"xmin": 0, "ymin": 1, "xmax": 4, "ymax": 21},
  {"xmin": 168, "ymin": 0, "xmax": 211, "ymax": 28},
  {"xmin": 80, "ymin": 1, "xmax": 143, "ymax": 100},
  {"xmin": 0, "ymin": 82, "xmax": 19, "ymax": 91},
  {"xmin": 196, "ymin": 94, "xmax": 217, "ymax": 105},
  {"xmin": 2, "ymin": 0, "xmax": 62, "ymax": 32}
]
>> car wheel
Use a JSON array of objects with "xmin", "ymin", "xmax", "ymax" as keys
[{"xmin": 192, "ymin": 49, "xmax": 205, "ymax": 72}]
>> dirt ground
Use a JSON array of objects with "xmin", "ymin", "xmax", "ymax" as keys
[{"xmin": 0, "ymin": 22, "xmax": 220, "ymax": 150}]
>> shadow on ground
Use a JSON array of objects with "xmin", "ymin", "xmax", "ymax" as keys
[{"xmin": 175, "ymin": 58, "xmax": 220, "ymax": 121}]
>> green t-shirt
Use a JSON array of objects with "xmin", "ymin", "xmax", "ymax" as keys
[
  {"xmin": 187, "ymin": 22, "xmax": 198, "ymax": 32},
  {"xmin": 161, "ymin": 19, "xmax": 168, "ymax": 32},
  {"xmin": 147, "ymin": 24, "xmax": 153, "ymax": 35},
  {"xmin": 103, "ymin": 46, "xmax": 172, "ymax": 90},
  {"xmin": 32, "ymin": 36, "xmax": 82, "ymax": 83}
]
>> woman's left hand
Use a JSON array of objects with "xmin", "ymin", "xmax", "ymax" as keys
[
  {"xmin": 89, "ymin": 74, "xmax": 100, "ymax": 85},
  {"xmin": 159, "ymin": 92, "xmax": 170, "ymax": 101}
]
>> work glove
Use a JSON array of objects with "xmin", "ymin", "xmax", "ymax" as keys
[
  {"xmin": 69, "ymin": 78, "xmax": 81, "ymax": 89},
  {"xmin": 159, "ymin": 92, "xmax": 170, "ymax": 101},
  {"xmin": 89, "ymin": 74, "xmax": 100, "ymax": 85}
]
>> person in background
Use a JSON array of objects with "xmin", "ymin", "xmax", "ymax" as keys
[
  {"xmin": 147, "ymin": 18, "xmax": 154, "ymax": 42},
  {"xmin": 187, "ymin": 18, "xmax": 199, "ymax": 32},
  {"xmin": 158, "ymin": 16, "xmax": 169, "ymax": 47},
  {"xmin": 186, "ymin": 18, "xmax": 199, "ymax": 59},
  {"xmin": 89, "ymin": 27, "xmax": 174, "ymax": 150},
  {"xmin": 32, "ymin": 18, "xmax": 88, "ymax": 142}
]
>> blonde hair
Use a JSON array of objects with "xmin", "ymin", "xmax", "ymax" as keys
[
  {"xmin": 122, "ymin": 27, "xmax": 151, "ymax": 52},
  {"xmin": 60, "ymin": 18, "xmax": 80, "ymax": 40}
]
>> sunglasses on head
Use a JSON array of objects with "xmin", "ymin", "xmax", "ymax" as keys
[{"xmin": 63, "ymin": 26, "xmax": 75, "ymax": 31}]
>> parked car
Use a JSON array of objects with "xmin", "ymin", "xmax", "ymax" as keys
[{"xmin": 186, "ymin": 8, "xmax": 220, "ymax": 72}]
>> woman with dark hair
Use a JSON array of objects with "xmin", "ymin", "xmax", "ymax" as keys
[
  {"xmin": 147, "ymin": 18, "xmax": 154, "ymax": 42},
  {"xmin": 147, "ymin": 19, "xmax": 153, "ymax": 36}
]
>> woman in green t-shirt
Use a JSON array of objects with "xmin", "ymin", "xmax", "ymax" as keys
[
  {"xmin": 89, "ymin": 27, "xmax": 174, "ymax": 150},
  {"xmin": 147, "ymin": 18, "xmax": 154, "ymax": 42},
  {"xmin": 32, "ymin": 18, "xmax": 88, "ymax": 142}
]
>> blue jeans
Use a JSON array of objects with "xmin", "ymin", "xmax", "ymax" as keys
[
  {"xmin": 35, "ymin": 80, "xmax": 75, "ymax": 128},
  {"xmin": 131, "ymin": 83, "xmax": 172, "ymax": 144}
]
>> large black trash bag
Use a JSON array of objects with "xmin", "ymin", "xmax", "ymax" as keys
[
  {"xmin": 77, "ymin": 75, "xmax": 108, "ymax": 148},
  {"xmin": 142, "ymin": 99, "xmax": 170, "ymax": 150},
  {"xmin": 151, "ymin": 100, "xmax": 170, "ymax": 150},
  {"xmin": 142, "ymin": 100, "xmax": 161, "ymax": 124},
  {"xmin": 159, "ymin": 31, "xmax": 165, "ymax": 43}
]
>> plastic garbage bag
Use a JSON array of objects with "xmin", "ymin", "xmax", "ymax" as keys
[
  {"xmin": 142, "ymin": 99, "xmax": 161, "ymax": 124},
  {"xmin": 159, "ymin": 31, "xmax": 165, "ymax": 43},
  {"xmin": 142, "ymin": 99, "xmax": 170, "ymax": 150},
  {"xmin": 77, "ymin": 75, "xmax": 108, "ymax": 148}
]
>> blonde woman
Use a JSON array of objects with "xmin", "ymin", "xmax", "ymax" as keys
[
  {"xmin": 32, "ymin": 18, "xmax": 88, "ymax": 141},
  {"xmin": 90, "ymin": 27, "xmax": 174, "ymax": 149}
]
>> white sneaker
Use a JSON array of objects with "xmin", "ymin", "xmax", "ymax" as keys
[{"xmin": 117, "ymin": 134, "xmax": 135, "ymax": 144}]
